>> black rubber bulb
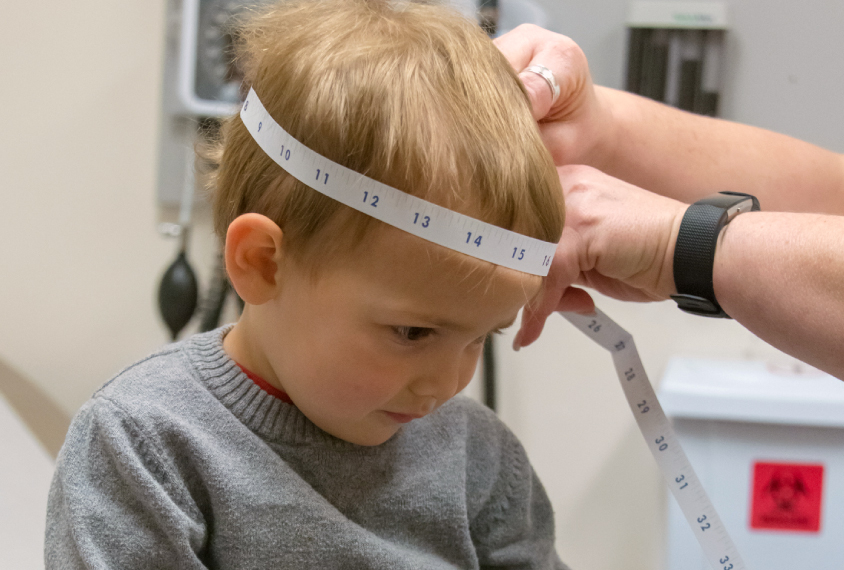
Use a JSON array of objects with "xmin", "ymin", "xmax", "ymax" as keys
[{"xmin": 158, "ymin": 251, "xmax": 199, "ymax": 340}]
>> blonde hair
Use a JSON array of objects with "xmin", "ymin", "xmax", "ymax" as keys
[{"xmin": 208, "ymin": 0, "xmax": 564, "ymax": 269}]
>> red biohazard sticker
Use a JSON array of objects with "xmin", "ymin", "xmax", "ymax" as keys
[{"xmin": 750, "ymin": 462, "xmax": 824, "ymax": 533}]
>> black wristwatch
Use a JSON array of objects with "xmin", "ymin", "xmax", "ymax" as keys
[{"xmin": 670, "ymin": 191, "xmax": 760, "ymax": 318}]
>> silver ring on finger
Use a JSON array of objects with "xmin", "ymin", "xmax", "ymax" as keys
[{"xmin": 525, "ymin": 64, "xmax": 560, "ymax": 105}]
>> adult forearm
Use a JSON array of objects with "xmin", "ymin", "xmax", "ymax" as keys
[
  {"xmin": 714, "ymin": 212, "xmax": 844, "ymax": 378},
  {"xmin": 596, "ymin": 87, "xmax": 844, "ymax": 215}
]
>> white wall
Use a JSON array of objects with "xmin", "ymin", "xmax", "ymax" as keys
[
  {"xmin": 537, "ymin": 0, "xmax": 844, "ymax": 150},
  {"xmin": 2, "ymin": 0, "xmax": 841, "ymax": 569},
  {"xmin": 0, "ymin": 392, "xmax": 54, "ymax": 569}
]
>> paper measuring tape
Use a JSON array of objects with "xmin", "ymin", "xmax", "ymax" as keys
[
  {"xmin": 564, "ymin": 309, "xmax": 747, "ymax": 570},
  {"xmin": 240, "ymin": 88, "xmax": 557, "ymax": 276}
]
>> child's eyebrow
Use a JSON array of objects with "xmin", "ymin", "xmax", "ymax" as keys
[
  {"xmin": 437, "ymin": 315, "xmax": 518, "ymax": 333},
  {"xmin": 401, "ymin": 314, "xmax": 518, "ymax": 334}
]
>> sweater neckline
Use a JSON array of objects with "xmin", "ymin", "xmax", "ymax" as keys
[{"xmin": 235, "ymin": 361, "xmax": 293, "ymax": 404}]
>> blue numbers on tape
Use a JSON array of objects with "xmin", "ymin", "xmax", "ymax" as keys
[
  {"xmin": 562, "ymin": 308, "xmax": 747, "ymax": 570},
  {"xmin": 241, "ymin": 87, "xmax": 557, "ymax": 277}
]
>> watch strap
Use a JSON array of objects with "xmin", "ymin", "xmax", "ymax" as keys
[
  {"xmin": 672, "ymin": 203, "xmax": 727, "ymax": 311},
  {"xmin": 671, "ymin": 192, "xmax": 760, "ymax": 318}
]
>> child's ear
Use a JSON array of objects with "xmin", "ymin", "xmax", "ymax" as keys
[{"xmin": 225, "ymin": 214, "xmax": 285, "ymax": 305}]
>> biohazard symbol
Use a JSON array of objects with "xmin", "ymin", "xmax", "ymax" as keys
[
  {"xmin": 765, "ymin": 471, "xmax": 807, "ymax": 511},
  {"xmin": 751, "ymin": 462, "xmax": 824, "ymax": 533}
]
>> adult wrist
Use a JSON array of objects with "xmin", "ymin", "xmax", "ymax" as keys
[{"xmin": 588, "ymin": 86, "xmax": 624, "ymax": 171}]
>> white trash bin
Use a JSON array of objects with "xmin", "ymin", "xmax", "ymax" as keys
[{"xmin": 659, "ymin": 357, "xmax": 844, "ymax": 570}]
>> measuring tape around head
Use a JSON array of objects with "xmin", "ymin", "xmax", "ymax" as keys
[
  {"xmin": 240, "ymin": 88, "xmax": 557, "ymax": 276},
  {"xmin": 564, "ymin": 309, "xmax": 747, "ymax": 570},
  {"xmin": 240, "ymin": 88, "xmax": 745, "ymax": 569}
]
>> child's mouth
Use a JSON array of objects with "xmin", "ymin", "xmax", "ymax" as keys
[{"xmin": 383, "ymin": 411, "xmax": 423, "ymax": 424}]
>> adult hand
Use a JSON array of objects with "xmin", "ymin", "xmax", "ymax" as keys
[
  {"xmin": 513, "ymin": 165, "xmax": 687, "ymax": 350},
  {"xmin": 494, "ymin": 25, "xmax": 613, "ymax": 167}
]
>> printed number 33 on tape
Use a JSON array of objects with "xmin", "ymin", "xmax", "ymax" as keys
[{"xmin": 564, "ymin": 309, "xmax": 747, "ymax": 570}]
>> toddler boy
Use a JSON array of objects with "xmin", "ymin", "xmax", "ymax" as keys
[{"xmin": 46, "ymin": 0, "xmax": 568, "ymax": 568}]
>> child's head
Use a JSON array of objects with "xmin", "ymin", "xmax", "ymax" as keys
[
  {"xmin": 211, "ymin": 0, "xmax": 563, "ymax": 267},
  {"xmin": 212, "ymin": 0, "xmax": 565, "ymax": 445}
]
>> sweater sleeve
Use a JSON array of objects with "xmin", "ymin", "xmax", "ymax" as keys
[
  {"xmin": 468, "ymin": 425, "xmax": 570, "ymax": 570},
  {"xmin": 45, "ymin": 396, "xmax": 208, "ymax": 569}
]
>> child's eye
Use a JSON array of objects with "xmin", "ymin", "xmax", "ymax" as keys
[{"xmin": 393, "ymin": 326, "xmax": 434, "ymax": 342}]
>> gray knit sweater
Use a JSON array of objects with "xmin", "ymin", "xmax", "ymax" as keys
[{"xmin": 46, "ymin": 327, "xmax": 567, "ymax": 569}]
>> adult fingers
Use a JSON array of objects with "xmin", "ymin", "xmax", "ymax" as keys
[
  {"xmin": 494, "ymin": 25, "xmax": 590, "ymax": 122},
  {"xmin": 556, "ymin": 286, "xmax": 596, "ymax": 314},
  {"xmin": 513, "ymin": 287, "xmax": 594, "ymax": 350},
  {"xmin": 512, "ymin": 229, "xmax": 585, "ymax": 350}
]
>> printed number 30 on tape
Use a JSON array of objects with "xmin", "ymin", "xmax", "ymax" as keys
[
  {"xmin": 565, "ymin": 309, "xmax": 747, "ymax": 570},
  {"xmin": 240, "ymin": 88, "xmax": 556, "ymax": 276}
]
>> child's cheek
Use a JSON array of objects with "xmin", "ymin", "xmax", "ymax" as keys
[
  {"xmin": 326, "ymin": 373, "xmax": 400, "ymax": 413},
  {"xmin": 312, "ymin": 339, "xmax": 408, "ymax": 413}
]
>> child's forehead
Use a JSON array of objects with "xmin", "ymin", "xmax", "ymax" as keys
[{"xmin": 337, "ymin": 224, "xmax": 542, "ymax": 303}]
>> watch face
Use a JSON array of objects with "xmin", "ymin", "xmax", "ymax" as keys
[{"xmin": 698, "ymin": 192, "xmax": 761, "ymax": 216}]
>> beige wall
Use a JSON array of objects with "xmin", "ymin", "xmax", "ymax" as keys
[
  {"xmin": 1, "ymin": 0, "xmax": 167, "ymax": 409},
  {"xmin": 0, "ymin": 0, "xmax": 229, "ymax": 416},
  {"xmin": 0, "ymin": 1, "xmax": 822, "ymax": 569}
]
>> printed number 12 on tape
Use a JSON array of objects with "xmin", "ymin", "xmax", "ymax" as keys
[{"xmin": 564, "ymin": 309, "xmax": 747, "ymax": 570}]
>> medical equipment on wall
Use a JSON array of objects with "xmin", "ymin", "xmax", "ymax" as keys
[
  {"xmin": 157, "ymin": 145, "xmax": 199, "ymax": 340},
  {"xmin": 625, "ymin": 1, "xmax": 728, "ymax": 116},
  {"xmin": 157, "ymin": 0, "xmax": 274, "ymax": 340}
]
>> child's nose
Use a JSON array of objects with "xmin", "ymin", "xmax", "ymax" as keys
[{"xmin": 409, "ymin": 355, "xmax": 465, "ymax": 402}]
